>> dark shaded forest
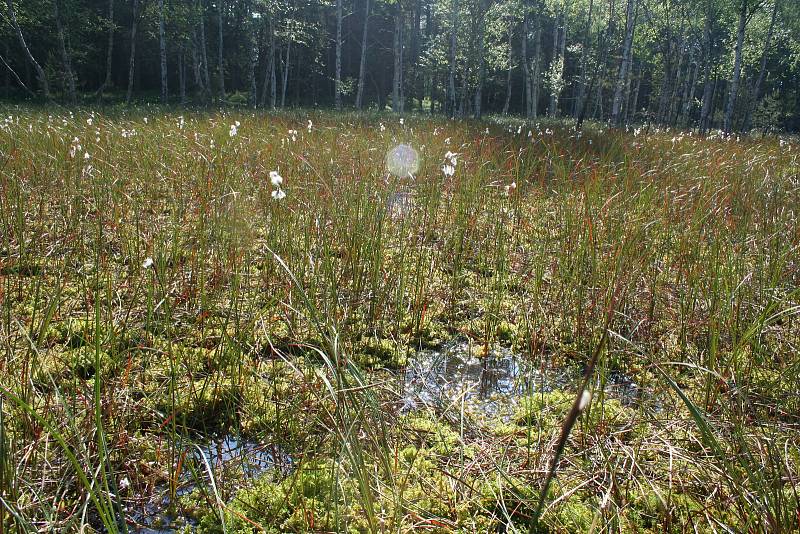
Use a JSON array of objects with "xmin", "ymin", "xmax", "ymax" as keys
[{"xmin": 2, "ymin": 0, "xmax": 800, "ymax": 131}]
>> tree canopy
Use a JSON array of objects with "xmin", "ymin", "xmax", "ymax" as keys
[{"xmin": 1, "ymin": 0, "xmax": 799, "ymax": 131}]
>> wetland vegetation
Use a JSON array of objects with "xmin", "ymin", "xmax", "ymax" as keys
[{"xmin": 1, "ymin": 108, "xmax": 799, "ymax": 532}]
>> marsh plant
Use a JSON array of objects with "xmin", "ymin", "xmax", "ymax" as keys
[{"xmin": 0, "ymin": 108, "xmax": 799, "ymax": 533}]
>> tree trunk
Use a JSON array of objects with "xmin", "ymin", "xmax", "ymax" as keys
[
  {"xmin": 97, "ymin": 0, "xmax": 115, "ymax": 100},
  {"xmin": 281, "ymin": 41, "xmax": 290, "ymax": 107},
  {"xmin": 502, "ymin": 15, "xmax": 513, "ymax": 115},
  {"xmin": 680, "ymin": 55, "xmax": 699, "ymax": 126},
  {"xmin": 191, "ymin": 34, "xmax": 206, "ymax": 99},
  {"xmin": 723, "ymin": 0, "xmax": 747, "ymax": 134},
  {"xmin": 399, "ymin": 9, "xmax": 405, "ymax": 112},
  {"xmin": 743, "ymin": 0, "xmax": 778, "ymax": 132},
  {"xmin": 573, "ymin": 0, "xmax": 594, "ymax": 118},
  {"xmin": 656, "ymin": 43, "xmax": 673, "ymax": 123},
  {"xmin": 409, "ymin": 0, "xmax": 421, "ymax": 109},
  {"xmin": 474, "ymin": 0, "xmax": 487, "ymax": 118},
  {"xmin": 5, "ymin": 0, "xmax": 50, "ymax": 99},
  {"xmin": 667, "ymin": 36, "xmax": 686, "ymax": 124},
  {"xmin": 198, "ymin": 0, "xmax": 211, "ymax": 101},
  {"xmin": 548, "ymin": 8, "xmax": 565, "ymax": 117},
  {"xmin": 159, "ymin": 0, "xmax": 168, "ymax": 104},
  {"xmin": 447, "ymin": 0, "xmax": 457, "ymax": 116},
  {"xmin": 217, "ymin": 0, "xmax": 225, "ymax": 103},
  {"xmin": 584, "ymin": 0, "xmax": 615, "ymax": 122},
  {"xmin": 521, "ymin": 8, "xmax": 530, "ymax": 117},
  {"xmin": 611, "ymin": 0, "xmax": 636, "ymax": 125},
  {"xmin": 247, "ymin": 10, "xmax": 258, "ymax": 109},
  {"xmin": 593, "ymin": 78, "xmax": 604, "ymax": 118},
  {"xmin": 355, "ymin": 0, "xmax": 370, "ymax": 109},
  {"xmin": 2, "ymin": 42, "xmax": 9, "ymax": 94},
  {"xmin": 54, "ymin": 0, "xmax": 77, "ymax": 104},
  {"xmin": 335, "ymin": 0, "xmax": 343, "ymax": 109},
  {"xmin": 259, "ymin": 15, "xmax": 273, "ymax": 108},
  {"xmin": 179, "ymin": 47, "xmax": 187, "ymax": 103},
  {"xmin": 622, "ymin": 55, "xmax": 634, "ymax": 124},
  {"xmin": 294, "ymin": 44, "xmax": 300, "ymax": 106},
  {"xmin": 270, "ymin": 18, "xmax": 277, "ymax": 108},
  {"xmin": 548, "ymin": 10, "xmax": 559, "ymax": 116},
  {"xmin": 530, "ymin": 3, "xmax": 541, "ymax": 119},
  {"xmin": 392, "ymin": 5, "xmax": 403, "ymax": 112},
  {"xmin": 627, "ymin": 64, "xmax": 641, "ymax": 124},
  {"xmin": 426, "ymin": 1, "xmax": 434, "ymax": 112},
  {"xmin": 556, "ymin": 9, "xmax": 566, "ymax": 115},
  {"xmin": 699, "ymin": 7, "xmax": 714, "ymax": 133},
  {"xmin": 126, "ymin": 0, "xmax": 140, "ymax": 104}
]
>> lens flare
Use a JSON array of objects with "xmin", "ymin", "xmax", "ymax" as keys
[{"xmin": 386, "ymin": 144, "xmax": 419, "ymax": 178}]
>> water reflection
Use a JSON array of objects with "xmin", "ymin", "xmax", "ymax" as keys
[
  {"xmin": 401, "ymin": 338, "xmax": 646, "ymax": 416},
  {"xmin": 128, "ymin": 437, "xmax": 290, "ymax": 532}
]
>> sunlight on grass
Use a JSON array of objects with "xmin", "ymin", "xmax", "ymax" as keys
[{"xmin": 0, "ymin": 107, "xmax": 799, "ymax": 532}]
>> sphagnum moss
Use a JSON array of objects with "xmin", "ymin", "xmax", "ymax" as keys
[{"xmin": 0, "ymin": 108, "xmax": 798, "ymax": 533}]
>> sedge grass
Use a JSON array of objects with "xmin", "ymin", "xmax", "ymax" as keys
[{"xmin": 0, "ymin": 108, "xmax": 798, "ymax": 532}]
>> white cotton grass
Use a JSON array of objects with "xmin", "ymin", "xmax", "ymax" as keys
[
  {"xmin": 69, "ymin": 137, "xmax": 81, "ymax": 158},
  {"xmin": 270, "ymin": 170, "xmax": 286, "ymax": 200},
  {"xmin": 578, "ymin": 390, "xmax": 591, "ymax": 412},
  {"xmin": 142, "ymin": 257, "xmax": 154, "ymax": 269},
  {"xmin": 386, "ymin": 144, "xmax": 420, "ymax": 178},
  {"xmin": 442, "ymin": 150, "xmax": 458, "ymax": 177}
]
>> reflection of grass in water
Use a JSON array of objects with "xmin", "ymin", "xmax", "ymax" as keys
[{"xmin": 1, "ymin": 109, "xmax": 799, "ymax": 532}]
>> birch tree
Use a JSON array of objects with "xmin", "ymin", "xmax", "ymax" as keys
[
  {"xmin": 355, "ymin": 0, "xmax": 370, "ymax": 109},
  {"xmin": 159, "ymin": 0, "xmax": 168, "ymax": 103},
  {"xmin": 54, "ymin": 0, "xmax": 77, "ymax": 104},
  {"xmin": 126, "ymin": 0, "xmax": 140, "ymax": 103},
  {"xmin": 611, "ymin": 0, "xmax": 635, "ymax": 125},
  {"xmin": 335, "ymin": 0, "xmax": 343, "ymax": 109}
]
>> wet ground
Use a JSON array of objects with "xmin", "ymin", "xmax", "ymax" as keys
[
  {"xmin": 400, "ymin": 338, "xmax": 646, "ymax": 417},
  {"xmin": 386, "ymin": 190, "xmax": 415, "ymax": 219},
  {"xmin": 127, "ymin": 437, "xmax": 291, "ymax": 532},
  {"xmin": 129, "ymin": 338, "xmax": 646, "ymax": 531}
]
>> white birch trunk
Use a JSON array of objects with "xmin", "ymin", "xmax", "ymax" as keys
[
  {"xmin": 355, "ymin": 0, "xmax": 370, "ymax": 109},
  {"xmin": 611, "ymin": 0, "xmax": 636, "ymax": 125},
  {"xmin": 159, "ymin": 0, "xmax": 168, "ymax": 104}
]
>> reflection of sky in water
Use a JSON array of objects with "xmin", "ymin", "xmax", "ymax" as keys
[
  {"xmin": 386, "ymin": 144, "xmax": 419, "ymax": 177},
  {"xmin": 402, "ymin": 340, "xmax": 549, "ymax": 417},
  {"xmin": 402, "ymin": 339, "xmax": 646, "ymax": 417},
  {"xmin": 130, "ymin": 437, "xmax": 291, "ymax": 533},
  {"xmin": 200, "ymin": 436, "xmax": 292, "ymax": 478},
  {"xmin": 386, "ymin": 191, "xmax": 414, "ymax": 219}
]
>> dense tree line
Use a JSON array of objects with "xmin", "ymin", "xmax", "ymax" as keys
[{"xmin": 1, "ymin": 0, "xmax": 799, "ymax": 131}]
